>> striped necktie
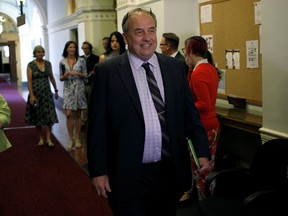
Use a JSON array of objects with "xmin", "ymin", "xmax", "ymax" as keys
[{"xmin": 142, "ymin": 62, "xmax": 171, "ymax": 159}]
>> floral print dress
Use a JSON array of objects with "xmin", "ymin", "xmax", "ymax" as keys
[{"xmin": 59, "ymin": 57, "xmax": 87, "ymax": 111}]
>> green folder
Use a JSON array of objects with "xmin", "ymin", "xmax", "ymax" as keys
[{"xmin": 187, "ymin": 138, "xmax": 200, "ymax": 169}]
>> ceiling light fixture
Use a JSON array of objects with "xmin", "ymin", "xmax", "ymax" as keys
[{"xmin": 16, "ymin": 0, "xmax": 27, "ymax": 15}]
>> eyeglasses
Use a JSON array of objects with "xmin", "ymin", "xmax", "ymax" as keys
[
  {"xmin": 160, "ymin": 43, "xmax": 168, "ymax": 46},
  {"xmin": 182, "ymin": 48, "xmax": 186, "ymax": 54}
]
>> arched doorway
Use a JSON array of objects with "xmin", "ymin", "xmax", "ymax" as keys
[
  {"xmin": 0, "ymin": 12, "xmax": 18, "ymax": 83},
  {"xmin": 0, "ymin": 0, "xmax": 46, "ymax": 85},
  {"xmin": 0, "ymin": 41, "xmax": 17, "ymax": 83}
]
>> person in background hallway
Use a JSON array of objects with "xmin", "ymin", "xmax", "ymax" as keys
[
  {"xmin": 160, "ymin": 32, "xmax": 189, "ymax": 75},
  {"xmin": 160, "ymin": 32, "xmax": 185, "ymax": 61},
  {"xmin": 99, "ymin": 31, "xmax": 126, "ymax": 63},
  {"xmin": 87, "ymin": 8, "xmax": 210, "ymax": 216},
  {"xmin": 183, "ymin": 36, "xmax": 221, "ymax": 200},
  {"xmin": 102, "ymin": 36, "xmax": 109, "ymax": 53},
  {"xmin": 25, "ymin": 45, "xmax": 59, "ymax": 147},
  {"xmin": 81, "ymin": 41, "xmax": 99, "ymax": 127},
  {"xmin": 60, "ymin": 41, "xmax": 87, "ymax": 151},
  {"xmin": 0, "ymin": 95, "xmax": 12, "ymax": 153}
]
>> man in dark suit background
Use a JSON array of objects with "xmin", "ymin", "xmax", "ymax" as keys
[
  {"xmin": 102, "ymin": 36, "xmax": 109, "ymax": 53},
  {"xmin": 87, "ymin": 8, "xmax": 210, "ymax": 216},
  {"xmin": 81, "ymin": 41, "xmax": 99, "ymax": 126},
  {"xmin": 160, "ymin": 32, "xmax": 189, "ymax": 74},
  {"xmin": 160, "ymin": 32, "xmax": 185, "ymax": 61}
]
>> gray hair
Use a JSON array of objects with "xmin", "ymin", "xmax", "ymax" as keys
[
  {"xmin": 122, "ymin": 8, "xmax": 157, "ymax": 33},
  {"xmin": 33, "ymin": 45, "xmax": 45, "ymax": 57}
]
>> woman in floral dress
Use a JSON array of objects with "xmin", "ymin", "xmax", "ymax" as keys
[
  {"xmin": 60, "ymin": 41, "xmax": 87, "ymax": 151},
  {"xmin": 25, "ymin": 45, "xmax": 59, "ymax": 147}
]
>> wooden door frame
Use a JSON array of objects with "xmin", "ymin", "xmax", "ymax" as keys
[{"xmin": 0, "ymin": 41, "xmax": 17, "ymax": 83}]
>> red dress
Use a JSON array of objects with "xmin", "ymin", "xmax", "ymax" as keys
[{"xmin": 188, "ymin": 61, "xmax": 220, "ymax": 199}]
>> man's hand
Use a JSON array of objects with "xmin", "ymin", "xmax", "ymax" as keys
[
  {"xmin": 91, "ymin": 175, "xmax": 111, "ymax": 198},
  {"xmin": 198, "ymin": 157, "xmax": 210, "ymax": 172}
]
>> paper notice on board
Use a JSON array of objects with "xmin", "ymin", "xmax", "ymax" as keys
[
  {"xmin": 233, "ymin": 50, "xmax": 240, "ymax": 69},
  {"xmin": 202, "ymin": 34, "xmax": 213, "ymax": 53},
  {"xmin": 225, "ymin": 50, "xmax": 233, "ymax": 69},
  {"xmin": 254, "ymin": 1, "xmax": 262, "ymax": 25},
  {"xmin": 200, "ymin": 4, "xmax": 212, "ymax": 23},
  {"xmin": 246, "ymin": 40, "xmax": 259, "ymax": 68}
]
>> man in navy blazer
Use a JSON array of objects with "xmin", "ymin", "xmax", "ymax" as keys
[
  {"xmin": 159, "ymin": 32, "xmax": 189, "ymax": 74},
  {"xmin": 87, "ymin": 8, "xmax": 210, "ymax": 216},
  {"xmin": 159, "ymin": 32, "xmax": 185, "ymax": 60}
]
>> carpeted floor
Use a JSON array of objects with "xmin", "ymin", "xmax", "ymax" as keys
[
  {"xmin": 0, "ymin": 128, "xmax": 113, "ymax": 216},
  {"xmin": 0, "ymin": 78, "xmax": 28, "ymax": 128},
  {"xmin": 0, "ymin": 77, "xmax": 113, "ymax": 216},
  {"xmin": 0, "ymin": 77, "xmax": 200, "ymax": 216}
]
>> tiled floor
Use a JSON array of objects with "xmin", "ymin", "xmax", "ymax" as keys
[{"xmin": 52, "ymin": 97, "xmax": 88, "ymax": 169}]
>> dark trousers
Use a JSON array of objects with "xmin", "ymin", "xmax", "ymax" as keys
[
  {"xmin": 109, "ymin": 160, "xmax": 177, "ymax": 216},
  {"xmin": 81, "ymin": 84, "xmax": 91, "ymax": 124}
]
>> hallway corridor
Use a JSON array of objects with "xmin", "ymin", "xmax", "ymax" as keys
[
  {"xmin": 19, "ymin": 80, "xmax": 89, "ymax": 173},
  {"xmin": 0, "ymin": 73, "xmax": 88, "ymax": 173},
  {"xmin": 0, "ymin": 73, "xmax": 200, "ymax": 215}
]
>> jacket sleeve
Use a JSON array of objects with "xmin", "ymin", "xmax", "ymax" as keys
[{"xmin": 0, "ymin": 95, "xmax": 11, "ymax": 128}]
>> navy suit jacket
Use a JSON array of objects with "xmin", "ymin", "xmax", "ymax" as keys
[
  {"xmin": 175, "ymin": 51, "xmax": 185, "ymax": 61},
  {"xmin": 87, "ymin": 52, "xmax": 210, "ymax": 196},
  {"xmin": 82, "ymin": 53, "xmax": 99, "ymax": 73},
  {"xmin": 81, "ymin": 53, "xmax": 99, "ymax": 85},
  {"xmin": 175, "ymin": 51, "xmax": 189, "ymax": 74}
]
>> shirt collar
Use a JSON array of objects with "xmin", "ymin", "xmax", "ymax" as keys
[
  {"xmin": 128, "ymin": 51, "xmax": 158, "ymax": 71},
  {"xmin": 193, "ymin": 58, "xmax": 208, "ymax": 71},
  {"xmin": 170, "ymin": 51, "xmax": 178, "ymax": 58}
]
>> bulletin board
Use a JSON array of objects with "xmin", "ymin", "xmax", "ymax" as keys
[{"xmin": 199, "ymin": 0, "xmax": 262, "ymax": 105}]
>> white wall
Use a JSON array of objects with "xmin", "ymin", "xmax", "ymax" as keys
[
  {"xmin": 78, "ymin": 19, "xmax": 116, "ymax": 56},
  {"xmin": 47, "ymin": 0, "xmax": 67, "ymax": 23},
  {"xmin": 48, "ymin": 30, "xmax": 72, "ymax": 97},
  {"xmin": 163, "ymin": 0, "xmax": 198, "ymax": 50},
  {"xmin": 116, "ymin": 0, "xmax": 198, "ymax": 53},
  {"xmin": 260, "ymin": 0, "xmax": 288, "ymax": 139}
]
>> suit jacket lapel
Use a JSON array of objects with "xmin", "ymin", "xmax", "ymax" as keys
[
  {"xmin": 116, "ymin": 53, "xmax": 177, "ymax": 121},
  {"xmin": 117, "ymin": 53, "xmax": 144, "ymax": 120}
]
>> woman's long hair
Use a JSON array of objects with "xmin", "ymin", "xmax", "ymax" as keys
[
  {"xmin": 104, "ymin": 31, "xmax": 126, "ymax": 56},
  {"xmin": 62, "ymin": 41, "xmax": 79, "ymax": 58}
]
